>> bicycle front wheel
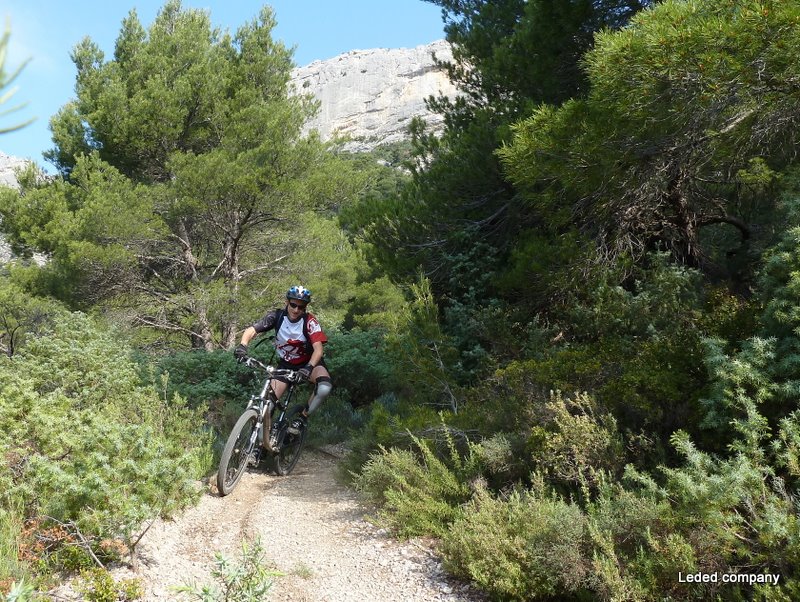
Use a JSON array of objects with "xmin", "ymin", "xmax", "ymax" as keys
[
  {"xmin": 217, "ymin": 408, "xmax": 260, "ymax": 495},
  {"xmin": 271, "ymin": 405, "xmax": 308, "ymax": 476}
]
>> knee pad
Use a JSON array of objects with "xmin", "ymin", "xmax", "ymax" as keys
[
  {"xmin": 308, "ymin": 377, "xmax": 332, "ymax": 414},
  {"xmin": 316, "ymin": 378, "xmax": 333, "ymax": 396}
]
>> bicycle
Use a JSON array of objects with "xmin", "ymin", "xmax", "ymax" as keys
[{"xmin": 217, "ymin": 357, "xmax": 309, "ymax": 496}]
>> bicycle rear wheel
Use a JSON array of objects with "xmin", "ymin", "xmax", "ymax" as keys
[
  {"xmin": 217, "ymin": 408, "xmax": 260, "ymax": 495},
  {"xmin": 270, "ymin": 405, "xmax": 308, "ymax": 476}
]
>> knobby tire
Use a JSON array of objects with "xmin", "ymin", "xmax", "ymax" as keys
[
  {"xmin": 217, "ymin": 408, "xmax": 260, "ymax": 496},
  {"xmin": 271, "ymin": 405, "xmax": 308, "ymax": 476}
]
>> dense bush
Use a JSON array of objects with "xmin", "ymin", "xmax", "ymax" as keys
[
  {"xmin": 358, "ymin": 423, "xmax": 800, "ymax": 600},
  {"xmin": 339, "ymin": 395, "xmax": 447, "ymax": 481},
  {"xmin": 325, "ymin": 329, "xmax": 398, "ymax": 407},
  {"xmin": 146, "ymin": 349, "xmax": 254, "ymax": 410},
  {"xmin": 533, "ymin": 392, "xmax": 624, "ymax": 490},
  {"xmin": 353, "ymin": 328, "xmax": 800, "ymax": 600},
  {"xmin": 0, "ymin": 278, "xmax": 66, "ymax": 358},
  {"xmin": 442, "ymin": 483, "xmax": 589, "ymax": 600},
  {"xmin": 354, "ymin": 431, "xmax": 477, "ymax": 538},
  {"xmin": 0, "ymin": 506, "xmax": 25, "ymax": 597},
  {"xmin": 0, "ymin": 312, "xmax": 213, "ymax": 584}
]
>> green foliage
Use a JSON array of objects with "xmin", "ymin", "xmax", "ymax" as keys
[
  {"xmin": 325, "ymin": 329, "xmax": 397, "ymax": 407},
  {"xmin": 0, "ymin": 507, "xmax": 27, "ymax": 597},
  {"xmin": 175, "ymin": 539, "xmax": 276, "ymax": 602},
  {"xmin": 339, "ymin": 275, "xmax": 407, "ymax": 331},
  {"xmin": 500, "ymin": 0, "xmax": 797, "ymax": 274},
  {"xmin": 441, "ymin": 482, "xmax": 590, "ymax": 600},
  {"xmin": 354, "ymin": 431, "xmax": 475, "ymax": 538},
  {"xmin": 456, "ymin": 381, "xmax": 628, "ymax": 491},
  {"xmin": 566, "ymin": 253, "xmax": 703, "ymax": 341},
  {"xmin": 534, "ymin": 392, "xmax": 624, "ymax": 490},
  {"xmin": 304, "ymin": 393, "xmax": 366, "ymax": 448},
  {"xmin": 0, "ymin": 312, "xmax": 213, "ymax": 566},
  {"xmin": 383, "ymin": 277, "xmax": 462, "ymax": 410},
  {"xmin": 78, "ymin": 568, "xmax": 142, "ymax": 602},
  {"xmin": 0, "ymin": 3, "xmax": 358, "ymax": 350},
  {"xmin": 433, "ymin": 422, "xmax": 800, "ymax": 600},
  {"xmin": 495, "ymin": 228, "xmax": 592, "ymax": 310},
  {"xmin": 338, "ymin": 394, "xmax": 443, "ymax": 481},
  {"xmin": 146, "ymin": 349, "xmax": 254, "ymax": 411},
  {"xmin": 458, "ymin": 256, "xmax": 710, "ymax": 461},
  {"xmin": 700, "ymin": 337, "xmax": 776, "ymax": 439},
  {"xmin": 337, "ymin": 3, "xmax": 800, "ymax": 601},
  {"xmin": 349, "ymin": 1, "xmax": 651, "ymax": 305},
  {"xmin": 427, "ymin": 0, "xmax": 652, "ymax": 112},
  {"xmin": 0, "ymin": 579, "xmax": 34, "ymax": 602},
  {"xmin": 0, "ymin": 276, "xmax": 65, "ymax": 358},
  {"xmin": 758, "ymin": 196, "xmax": 800, "ymax": 410}
]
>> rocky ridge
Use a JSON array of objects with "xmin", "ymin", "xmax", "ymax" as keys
[
  {"xmin": 291, "ymin": 40, "xmax": 458, "ymax": 151},
  {"xmin": 0, "ymin": 151, "xmax": 30, "ymax": 264}
]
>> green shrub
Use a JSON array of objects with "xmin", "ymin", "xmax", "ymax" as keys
[
  {"xmin": 339, "ymin": 395, "xmax": 445, "ymax": 481},
  {"xmin": 0, "ymin": 507, "xmax": 26, "ymax": 595},
  {"xmin": 325, "ymin": 329, "xmax": 397, "ymax": 407},
  {"xmin": 78, "ymin": 568, "xmax": 142, "ymax": 602},
  {"xmin": 467, "ymin": 433, "xmax": 519, "ymax": 490},
  {"xmin": 175, "ymin": 539, "xmax": 276, "ymax": 602},
  {"xmin": 354, "ymin": 432, "xmax": 475, "ymax": 538},
  {"xmin": 441, "ymin": 482, "xmax": 590, "ymax": 600},
  {"xmin": 0, "ymin": 579, "xmax": 34, "ymax": 602},
  {"xmin": 144, "ymin": 349, "xmax": 255, "ymax": 413},
  {"xmin": 534, "ymin": 392, "xmax": 625, "ymax": 490},
  {"xmin": 383, "ymin": 277, "xmax": 462, "ymax": 411},
  {"xmin": 0, "ymin": 312, "xmax": 213, "ymax": 569},
  {"xmin": 0, "ymin": 278, "xmax": 66, "ymax": 358},
  {"xmin": 581, "ymin": 422, "xmax": 800, "ymax": 601}
]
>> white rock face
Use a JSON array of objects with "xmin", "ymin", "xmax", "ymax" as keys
[
  {"xmin": 0, "ymin": 151, "xmax": 28, "ymax": 189},
  {"xmin": 291, "ymin": 40, "xmax": 459, "ymax": 151},
  {"xmin": 0, "ymin": 151, "xmax": 29, "ymax": 264}
]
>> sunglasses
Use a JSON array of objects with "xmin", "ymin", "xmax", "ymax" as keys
[{"xmin": 288, "ymin": 301, "xmax": 307, "ymax": 310}]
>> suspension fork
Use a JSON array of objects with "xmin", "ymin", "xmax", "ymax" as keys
[
  {"xmin": 260, "ymin": 379, "xmax": 278, "ymax": 445},
  {"xmin": 267, "ymin": 383, "xmax": 296, "ymax": 449}
]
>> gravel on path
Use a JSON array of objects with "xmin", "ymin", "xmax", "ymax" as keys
[{"xmin": 93, "ymin": 450, "xmax": 489, "ymax": 602}]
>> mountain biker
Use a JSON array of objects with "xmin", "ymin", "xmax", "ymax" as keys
[{"xmin": 233, "ymin": 286, "xmax": 332, "ymax": 447}]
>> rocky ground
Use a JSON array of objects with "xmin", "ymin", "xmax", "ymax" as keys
[{"xmin": 50, "ymin": 449, "xmax": 486, "ymax": 602}]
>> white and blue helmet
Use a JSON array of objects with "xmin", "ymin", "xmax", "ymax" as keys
[{"xmin": 287, "ymin": 285, "xmax": 311, "ymax": 303}]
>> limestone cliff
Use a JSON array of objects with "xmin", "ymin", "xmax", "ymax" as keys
[
  {"xmin": 291, "ymin": 40, "xmax": 458, "ymax": 151},
  {"xmin": 0, "ymin": 152, "xmax": 30, "ymax": 263}
]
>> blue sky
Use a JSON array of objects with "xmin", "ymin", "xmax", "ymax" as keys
[{"xmin": 1, "ymin": 1, "xmax": 446, "ymax": 169}]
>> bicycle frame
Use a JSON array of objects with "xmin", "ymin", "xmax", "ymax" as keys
[
  {"xmin": 217, "ymin": 358, "xmax": 308, "ymax": 494},
  {"xmin": 246, "ymin": 359, "xmax": 299, "ymax": 451}
]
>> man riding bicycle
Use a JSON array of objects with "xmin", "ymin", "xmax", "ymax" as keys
[{"xmin": 234, "ymin": 285, "xmax": 332, "ymax": 450}]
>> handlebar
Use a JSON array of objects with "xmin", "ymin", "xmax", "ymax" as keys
[{"xmin": 243, "ymin": 357, "xmax": 301, "ymax": 382}]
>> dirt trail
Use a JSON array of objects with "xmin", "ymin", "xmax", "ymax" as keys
[{"xmin": 107, "ymin": 450, "xmax": 486, "ymax": 602}]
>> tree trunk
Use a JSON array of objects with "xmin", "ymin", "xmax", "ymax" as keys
[
  {"xmin": 190, "ymin": 306, "xmax": 215, "ymax": 351},
  {"xmin": 665, "ymin": 176, "xmax": 701, "ymax": 267},
  {"xmin": 221, "ymin": 322, "xmax": 237, "ymax": 350},
  {"xmin": 220, "ymin": 235, "xmax": 241, "ymax": 350}
]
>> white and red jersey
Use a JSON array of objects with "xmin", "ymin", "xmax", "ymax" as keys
[{"xmin": 252, "ymin": 309, "xmax": 328, "ymax": 365}]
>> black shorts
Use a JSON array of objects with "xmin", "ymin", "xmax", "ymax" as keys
[{"xmin": 274, "ymin": 358, "xmax": 328, "ymax": 383}]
